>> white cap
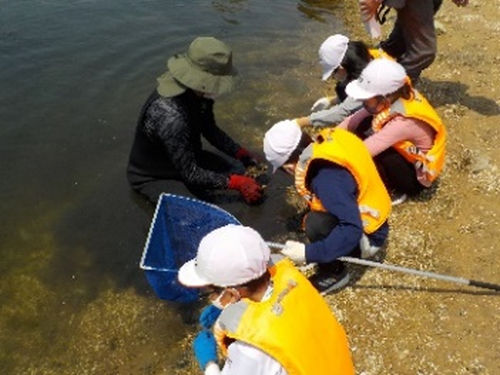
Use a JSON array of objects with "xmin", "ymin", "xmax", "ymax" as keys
[
  {"xmin": 346, "ymin": 58, "xmax": 407, "ymax": 100},
  {"xmin": 263, "ymin": 119, "xmax": 302, "ymax": 173},
  {"xmin": 319, "ymin": 34, "xmax": 349, "ymax": 81},
  {"xmin": 178, "ymin": 224, "xmax": 270, "ymax": 287}
]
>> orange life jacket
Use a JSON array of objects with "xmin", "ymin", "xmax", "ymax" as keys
[
  {"xmin": 214, "ymin": 257, "xmax": 355, "ymax": 375},
  {"xmin": 369, "ymin": 48, "xmax": 393, "ymax": 60},
  {"xmin": 371, "ymin": 90, "xmax": 446, "ymax": 183},
  {"xmin": 295, "ymin": 128, "xmax": 391, "ymax": 234}
]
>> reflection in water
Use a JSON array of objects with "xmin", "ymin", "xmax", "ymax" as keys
[
  {"xmin": 211, "ymin": 0, "xmax": 248, "ymax": 25},
  {"xmin": 211, "ymin": 0, "xmax": 248, "ymax": 14},
  {"xmin": 0, "ymin": 0, "xmax": 344, "ymax": 373},
  {"xmin": 297, "ymin": 0, "xmax": 340, "ymax": 22}
]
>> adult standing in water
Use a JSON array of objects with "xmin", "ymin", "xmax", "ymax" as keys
[{"xmin": 127, "ymin": 37, "xmax": 263, "ymax": 205}]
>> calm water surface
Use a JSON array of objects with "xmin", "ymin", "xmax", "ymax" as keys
[{"xmin": 0, "ymin": 1, "xmax": 346, "ymax": 373}]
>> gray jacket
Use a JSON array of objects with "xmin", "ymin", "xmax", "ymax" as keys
[{"xmin": 309, "ymin": 96, "xmax": 363, "ymax": 128}]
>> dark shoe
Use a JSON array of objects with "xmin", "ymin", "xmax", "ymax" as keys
[{"xmin": 308, "ymin": 267, "xmax": 350, "ymax": 295}]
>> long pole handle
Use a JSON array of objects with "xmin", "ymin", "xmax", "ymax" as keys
[{"xmin": 266, "ymin": 242, "xmax": 500, "ymax": 292}]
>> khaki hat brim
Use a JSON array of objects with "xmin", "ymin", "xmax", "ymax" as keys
[
  {"xmin": 168, "ymin": 54, "xmax": 239, "ymax": 95},
  {"xmin": 156, "ymin": 72, "xmax": 187, "ymax": 97}
]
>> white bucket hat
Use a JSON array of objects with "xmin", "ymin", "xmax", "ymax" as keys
[
  {"xmin": 178, "ymin": 224, "xmax": 270, "ymax": 287},
  {"xmin": 319, "ymin": 34, "xmax": 349, "ymax": 81},
  {"xmin": 263, "ymin": 120, "xmax": 302, "ymax": 173},
  {"xmin": 345, "ymin": 58, "xmax": 407, "ymax": 100}
]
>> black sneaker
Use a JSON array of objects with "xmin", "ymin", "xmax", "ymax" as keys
[{"xmin": 308, "ymin": 267, "xmax": 350, "ymax": 295}]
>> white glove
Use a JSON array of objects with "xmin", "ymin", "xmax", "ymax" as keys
[
  {"xmin": 311, "ymin": 97, "xmax": 332, "ymax": 112},
  {"xmin": 359, "ymin": 233, "xmax": 381, "ymax": 259},
  {"xmin": 281, "ymin": 240, "xmax": 306, "ymax": 265}
]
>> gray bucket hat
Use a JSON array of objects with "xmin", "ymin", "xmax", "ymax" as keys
[{"xmin": 157, "ymin": 37, "xmax": 239, "ymax": 97}]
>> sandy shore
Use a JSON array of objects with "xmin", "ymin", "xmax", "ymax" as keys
[{"xmin": 323, "ymin": 1, "xmax": 500, "ymax": 374}]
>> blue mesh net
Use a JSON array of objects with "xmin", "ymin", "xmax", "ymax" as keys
[{"xmin": 140, "ymin": 194, "xmax": 241, "ymax": 302}]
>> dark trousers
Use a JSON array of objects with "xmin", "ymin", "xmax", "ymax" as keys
[
  {"xmin": 303, "ymin": 211, "xmax": 361, "ymax": 273},
  {"xmin": 380, "ymin": 0, "xmax": 436, "ymax": 83},
  {"xmin": 373, "ymin": 147, "xmax": 425, "ymax": 196},
  {"xmin": 433, "ymin": 0, "xmax": 444, "ymax": 13},
  {"xmin": 133, "ymin": 151, "xmax": 243, "ymax": 205},
  {"xmin": 354, "ymin": 116, "xmax": 424, "ymax": 196}
]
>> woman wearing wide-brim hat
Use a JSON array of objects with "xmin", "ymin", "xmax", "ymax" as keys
[{"xmin": 127, "ymin": 37, "xmax": 264, "ymax": 205}]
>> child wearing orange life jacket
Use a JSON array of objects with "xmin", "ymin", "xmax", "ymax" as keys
[
  {"xmin": 178, "ymin": 225, "xmax": 355, "ymax": 375},
  {"xmin": 338, "ymin": 58, "xmax": 446, "ymax": 203},
  {"xmin": 293, "ymin": 34, "xmax": 393, "ymax": 128}
]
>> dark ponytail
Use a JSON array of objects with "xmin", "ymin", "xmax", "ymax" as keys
[
  {"xmin": 285, "ymin": 132, "xmax": 313, "ymax": 165},
  {"xmin": 335, "ymin": 41, "xmax": 372, "ymax": 101}
]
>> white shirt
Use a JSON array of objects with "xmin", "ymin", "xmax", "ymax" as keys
[{"xmin": 204, "ymin": 284, "xmax": 288, "ymax": 375}]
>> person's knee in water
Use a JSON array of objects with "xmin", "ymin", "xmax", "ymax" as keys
[{"xmin": 126, "ymin": 36, "xmax": 264, "ymax": 206}]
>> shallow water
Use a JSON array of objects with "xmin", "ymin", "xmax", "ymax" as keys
[{"xmin": 0, "ymin": 1, "xmax": 346, "ymax": 373}]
